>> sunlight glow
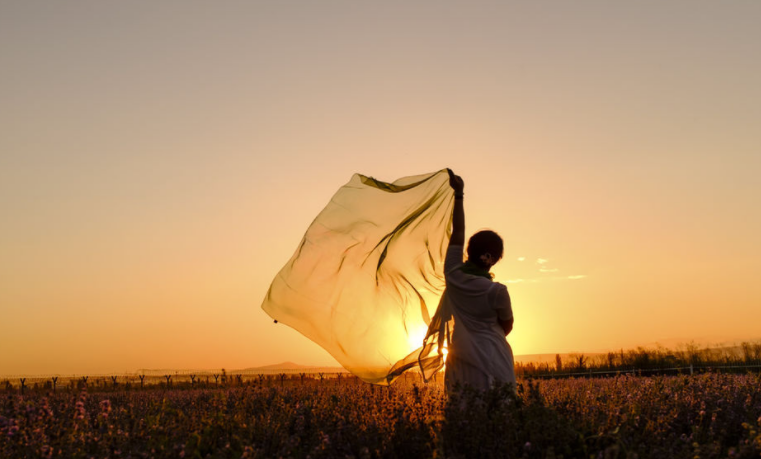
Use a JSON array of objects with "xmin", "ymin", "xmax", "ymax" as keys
[{"xmin": 407, "ymin": 324, "xmax": 429, "ymax": 352}]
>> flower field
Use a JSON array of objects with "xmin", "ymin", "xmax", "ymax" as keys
[{"xmin": 2, "ymin": 373, "xmax": 761, "ymax": 458}]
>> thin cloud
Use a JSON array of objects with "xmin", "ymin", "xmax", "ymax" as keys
[{"xmin": 502, "ymin": 255, "xmax": 586, "ymax": 283}]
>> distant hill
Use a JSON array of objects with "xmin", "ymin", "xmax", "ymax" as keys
[
  {"xmin": 130, "ymin": 362, "xmax": 347, "ymax": 377},
  {"xmin": 240, "ymin": 362, "xmax": 346, "ymax": 372},
  {"xmin": 243, "ymin": 361, "xmax": 310, "ymax": 371},
  {"xmin": 238, "ymin": 362, "xmax": 348, "ymax": 374}
]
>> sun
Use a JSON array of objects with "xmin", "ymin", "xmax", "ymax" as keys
[
  {"xmin": 404, "ymin": 324, "xmax": 449, "ymax": 369},
  {"xmin": 406, "ymin": 324, "xmax": 429, "ymax": 351}
]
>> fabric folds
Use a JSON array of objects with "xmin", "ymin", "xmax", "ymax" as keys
[{"xmin": 261, "ymin": 170, "xmax": 454, "ymax": 384}]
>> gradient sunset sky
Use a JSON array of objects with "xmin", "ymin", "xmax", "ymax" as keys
[{"xmin": 1, "ymin": 2, "xmax": 760, "ymax": 376}]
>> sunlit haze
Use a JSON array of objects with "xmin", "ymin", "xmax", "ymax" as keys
[{"xmin": 1, "ymin": 2, "xmax": 760, "ymax": 376}]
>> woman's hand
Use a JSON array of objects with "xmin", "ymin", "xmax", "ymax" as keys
[{"xmin": 447, "ymin": 169, "xmax": 464, "ymax": 194}]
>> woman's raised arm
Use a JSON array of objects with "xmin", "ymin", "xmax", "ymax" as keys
[{"xmin": 447, "ymin": 169, "xmax": 465, "ymax": 247}]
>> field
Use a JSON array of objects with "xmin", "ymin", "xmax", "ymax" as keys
[{"xmin": 2, "ymin": 373, "xmax": 761, "ymax": 459}]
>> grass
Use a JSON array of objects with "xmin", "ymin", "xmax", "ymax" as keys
[{"xmin": 2, "ymin": 373, "xmax": 761, "ymax": 458}]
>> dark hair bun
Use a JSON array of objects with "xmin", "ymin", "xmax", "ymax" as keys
[{"xmin": 466, "ymin": 230, "xmax": 504, "ymax": 266}]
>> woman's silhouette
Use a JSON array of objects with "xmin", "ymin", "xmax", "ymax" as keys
[{"xmin": 442, "ymin": 169, "xmax": 515, "ymax": 391}]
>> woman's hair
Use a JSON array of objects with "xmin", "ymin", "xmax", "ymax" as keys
[{"xmin": 466, "ymin": 230, "xmax": 504, "ymax": 267}]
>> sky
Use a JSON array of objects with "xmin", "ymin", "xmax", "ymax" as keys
[{"xmin": 1, "ymin": 1, "xmax": 760, "ymax": 376}]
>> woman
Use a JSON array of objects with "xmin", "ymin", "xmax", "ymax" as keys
[{"xmin": 442, "ymin": 170, "xmax": 515, "ymax": 392}]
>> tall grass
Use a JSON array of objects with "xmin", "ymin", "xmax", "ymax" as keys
[
  {"xmin": 2, "ymin": 374, "xmax": 760, "ymax": 458},
  {"xmin": 517, "ymin": 340, "xmax": 761, "ymax": 376}
]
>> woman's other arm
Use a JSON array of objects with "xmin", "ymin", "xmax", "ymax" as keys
[
  {"xmin": 447, "ymin": 169, "xmax": 465, "ymax": 247},
  {"xmin": 494, "ymin": 285, "xmax": 513, "ymax": 336},
  {"xmin": 499, "ymin": 317, "xmax": 514, "ymax": 336}
]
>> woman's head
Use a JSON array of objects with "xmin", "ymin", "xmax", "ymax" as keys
[{"xmin": 466, "ymin": 230, "xmax": 504, "ymax": 269}]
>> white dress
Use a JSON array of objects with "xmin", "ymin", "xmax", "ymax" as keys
[{"xmin": 442, "ymin": 245, "xmax": 515, "ymax": 391}]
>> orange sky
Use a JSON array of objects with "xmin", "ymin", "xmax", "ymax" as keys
[{"xmin": 1, "ymin": 2, "xmax": 760, "ymax": 376}]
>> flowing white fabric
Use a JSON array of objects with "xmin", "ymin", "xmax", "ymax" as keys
[{"xmin": 261, "ymin": 170, "xmax": 454, "ymax": 385}]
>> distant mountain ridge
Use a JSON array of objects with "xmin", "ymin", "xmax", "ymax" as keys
[
  {"xmin": 131, "ymin": 362, "xmax": 346, "ymax": 377},
  {"xmin": 243, "ymin": 361, "xmax": 308, "ymax": 371},
  {"xmin": 240, "ymin": 362, "xmax": 345, "ymax": 372}
]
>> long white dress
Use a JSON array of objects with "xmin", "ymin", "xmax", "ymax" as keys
[{"xmin": 442, "ymin": 245, "xmax": 515, "ymax": 391}]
